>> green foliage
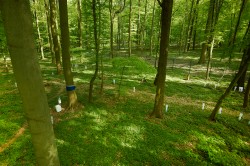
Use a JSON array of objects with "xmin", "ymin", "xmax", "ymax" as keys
[{"xmin": 1, "ymin": 48, "xmax": 250, "ymax": 165}]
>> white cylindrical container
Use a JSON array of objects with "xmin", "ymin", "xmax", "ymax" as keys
[
  {"xmin": 55, "ymin": 104, "xmax": 62, "ymax": 112},
  {"xmin": 218, "ymin": 107, "xmax": 222, "ymax": 114},
  {"xmin": 166, "ymin": 104, "xmax": 168, "ymax": 112},
  {"xmin": 133, "ymin": 87, "xmax": 135, "ymax": 92},
  {"xmin": 238, "ymin": 112, "xmax": 243, "ymax": 121},
  {"xmin": 202, "ymin": 103, "xmax": 205, "ymax": 110}
]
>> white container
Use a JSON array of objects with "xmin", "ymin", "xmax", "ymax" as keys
[
  {"xmin": 113, "ymin": 79, "xmax": 116, "ymax": 84},
  {"xmin": 165, "ymin": 104, "xmax": 168, "ymax": 112},
  {"xmin": 202, "ymin": 103, "xmax": 205, "ymax": 110},
  {"xmin": 133, "ymin": 87, "xmax": 135, "ymax": 92},
  {"xmin": 239, "ymin": 87, "xmax": 243, "ymax": 92},
  {"xmin": 218, "ymin": 107, "xmax": 222, "ymax": 114},
  {"xmin": 238, "ymin": 112, "xmax": 243, "ymax": 121},
  {"xmin": 55, "ymin": 104, "xmax": 62, "ymax": 112}
]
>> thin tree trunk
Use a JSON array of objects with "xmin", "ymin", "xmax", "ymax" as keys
[
  {"xmin": 33, "ymin": 0, "xmax": 45, "ymax": 60},
  {"xmin": 184, "ymin": 0, "xmax": 195, "ymax": 52},
  {"xmin": 49, "ymin": 0, "xmax": 62, "ymax": 74},
  {"xmin": 228, "ymin": 0, "xmax": 247, "ymax": 62},
  {"xmin": 58, "ymin": 0, "xmax": 78, "ymax": 109},
  {"xmin": 151, "ymin": 0, "xmax": 173, "ymax": 118},
  {"xmin": 137, "ymin": 0, "xmax": 141, "ymax": 49},
  {"xmin": 128, "ymin": 0, "xmax": 132, "ymax": 57},
  {"xmin": 206, "ymin": 38, "xmax": 214, "ymax": 80},
  {"xmin": 0, "ymin": 0, "xmax": 60, "ymax": 164},
  {"xmin": 209, "ymin": 46, "xmax": 250, "ymax": 121},
  {"xmin": 44, "ymin": 0, "xmax": 55, "ymax": 63},
  {"xmin": 77, "ymin": 0, "xmax": 83, "ymax": 48},
  {"xmin": 243, "ymin": 75, "xmax": 250, "ymax": 109},
  {"xmin": 150, "ymin": 0, "xmax": 156, "ymax": 57},
  {"xmin": 89, "ymin": 0, "xmax": 99, "ymax": 102},
  {"xmin": 192, "ymin": 0, "xmax": 200, "ymax": 50}
]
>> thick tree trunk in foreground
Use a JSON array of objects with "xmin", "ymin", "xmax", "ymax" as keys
[
  {"xmin": 151, "ymin": 0, "xmax": 173, "ymax": 118},
  {"xmin": 49, "ymin": 0, "xmax": 62, "ymax": 74},
  {"xmin": 58, "ymin": 0, "xmax": 78, "ymax": 108},
  {"xmin": 209, "ymin": 46, "xmax": 250, "ymax": 121},
  {"xmin": 0, "ymin": 0, "xmax": 60, "ymax": 164}
]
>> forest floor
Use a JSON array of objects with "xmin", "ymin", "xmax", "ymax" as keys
[{"xmin": 0, "ymin": 48, "xmax": 250, "ymax": 165}]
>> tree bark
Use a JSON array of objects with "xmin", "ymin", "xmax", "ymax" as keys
[
  {"xmin": 243, "ymin": 75, "xmax": 250, "ymax": 109},
  {"xmin": 128, "ymin": 0, "xmax": 132, "ymax": 57},
  {"xmin": 151, "ymin": 0, "xmax": 173, "ymax": 118},
  {"xmin": 49, "ymin": 0, "xmax": 62, "ymax": 74},
  {"xmin": 149, "ymin": 0, "xmax": 156, "ymax": 57},
  {"xmin": 44, "ymin": 0, "xmax": 55, "ymax": 63},
  {"xmin": 227, "ymin": 0, "xmax": 247, "ymax": 62},
  {"xmin": 33, "ymin": 0, "xmax": 45, "ymax": 60},
  {"xmin": 89, "ymin": 0, "xmax": 99, "ymax": 102},
  {"xmin": 77, "ymin": 0, "xmax": 83, "ymax": 48},
  {"xmin": 0, "ymin": 0, "xmax": 60, "ymax": 164},
  {"xmin": 58, "ymin": 0, "xmax": 78, "ymax": 109}
]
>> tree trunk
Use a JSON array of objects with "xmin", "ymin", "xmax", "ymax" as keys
[
  {"xmin": 89, "ymin": 0, "xmax": 99, "ymax": 102},
  {"xmin": 49, "ymin": 0, "xmax": 62, "ymax": 74},
  {"xmin": 151, "ymin": 0, "xmax": 173, "ymax": 118},
  {"xmin": 128, "ymin": 0, "xmax": 132, "ymax": 57},
  {"xmin": 137, "ymin": 0, "xmax": 141, "ymax": 49},
  {"xmin": 77, "ymin": 0, "xmax": 83, "ymax": 48},
  {"xmin": 58, "ymin": 0, "xmax": 78, "ymax": 109},
  {"xmin": 206, "ymin": 38, "xmax": 214, "ymax": 80},
  {"xmin": 243, "ymin": 76, "xmax": 250, "ymax": 109},
  {"xmin": 149, "ymin": 0, "xmax": 156, "ymax": 57},
  {"xmin": 44, "ymin": 0, "xmax": 55, "ymax": 63},
  {"xmin": 192, "ymin": 0, "xmax": 200, "ymax": 50},
  {"xmin": 227, "ymin": 0, "xmax": 247, "ymax": 62},
  {"xmin": 0, "ymin": 0, "xmax": 60, "ymax": 164},
  {"xmin": 109, "ymin": 0, "xmax": 114, "ymax": 58},
  {"xmin": 209, "ymin": 45, "xmax": 250, "ymax": 121},
  {"xmin": 184, "ymin": 0, "xmax": 195, "ymax": 52},
  {"xmin": 33, "ymin": 0, "xmax": 45, "ymax": 60}
]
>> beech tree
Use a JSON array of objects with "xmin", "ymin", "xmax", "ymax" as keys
[
  {"xmin": 151, "ymin": 0, "xmax": 173, "ymax": 118},
  {"xmin": 49, "ymin": 0, "xmax": 62, "ymax": 74},
  {"xmin": 58, "ymin": 0, "xmax": 78, "ymax": 109},
  {"xmin": 0, "ymin": 0, "xmax": 60, "ymax": 164}
]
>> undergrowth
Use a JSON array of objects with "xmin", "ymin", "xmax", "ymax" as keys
[{"xmin": 0, "ymin": 49, "xmax": 249, "ymax": 165}]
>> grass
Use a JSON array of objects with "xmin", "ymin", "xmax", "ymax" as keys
[{"xmin": 0, "ymin": 48, "xmax": 250, "ymax": 165}]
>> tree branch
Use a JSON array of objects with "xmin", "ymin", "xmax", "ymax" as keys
[{"xmin": 157, "ymin": 0, "xmax": 162, "ymax": 7}]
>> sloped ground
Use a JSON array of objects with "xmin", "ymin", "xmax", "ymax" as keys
[{"xmin": 0, "ymin": 49, "xmax": 249, "ymax": 165}]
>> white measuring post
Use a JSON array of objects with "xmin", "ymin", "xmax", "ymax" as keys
[
  {"xmin": 238, "ymin": 112, "xmax": 243, "ymax": 121},
  {"xmin": 133, "ymin": 87, "xmax": 135, "ymax": 92},
  {"xmin": 165, "ymin": 104, "xmax": 169, "ymax": 112},
  {"xmin": 58, "ymin": 97, "xmax": 61, "ymax": 105},
  {"xmin": 113, "ymin": 79, "xmax": 116, "ymax": 84},
  {"xmin": 202, "ymin": 102, "xmax": 205, "ymax": 111},
  {"xmin": 218, "ymin": 107, "xmax": 222, "ymax": 114},
  {"xmin": 234, "ymin": 86, "xmax": 237, "ymax": 91}
]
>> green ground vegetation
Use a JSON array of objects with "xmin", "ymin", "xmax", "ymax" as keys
[{"xmin": 0, "ymin": 48, "xmax": 250, "ymax": 165}]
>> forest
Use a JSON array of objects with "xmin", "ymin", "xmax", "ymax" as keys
[{"xmin": 0, "ymin": 0, "xmax": 250, "ymax": 165}]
